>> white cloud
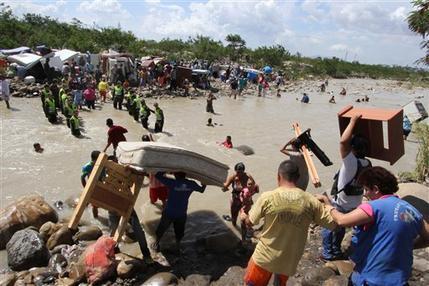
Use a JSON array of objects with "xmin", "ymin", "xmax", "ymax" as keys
[
  {"xmin": 78, "ymin": 0, "xmax": 131, "ymax": 21},
  {"xmin": 3, "ymin": 0, "xmax": 66, "ymax": 15},
  {"xmin": 330, "ymin": 44, "xmax": 347, "ymax": 51}
]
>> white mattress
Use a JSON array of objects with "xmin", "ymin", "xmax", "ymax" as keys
[{"xmin": 117, "ymin": 142, "xmax": 229, "ymax": 186}]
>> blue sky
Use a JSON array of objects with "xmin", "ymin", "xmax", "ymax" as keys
[{"xmin": 3, "ymin": 0, "xmax": 425, "ymax": 67}]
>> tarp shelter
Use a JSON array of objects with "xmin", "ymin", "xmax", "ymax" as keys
[
  {"xmin": 141, "ymin": 59, "xmax": 155, "ymax": 69},
  {"xmin": 0, "ymin": 46, "xmax": 31, "ymax": 56},
  {"xmin": 244, "ymin": 68, "xmax": 262, "ymax": 80},
  {"xmin": 403, "ymin": 100, "xmax": 428, "ymax": 123},
  {"xmin": 263, "ymin": 66, "xmax": 273, "ymax": 74},
  {"xmin": 49, "ymin": 49, "xmax": 79, "ymax": 70},
  {"xmin": 8, "ymin": 53, "xmax": 42, "ymax": 69}
]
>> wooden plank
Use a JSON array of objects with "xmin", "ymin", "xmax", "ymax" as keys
[
  {"xmin": 292, "ymin": 123, "xmax": 321, "ymax": 188},
  {"xmin": 68, "ymin": 153, "xmax": 108, "ymax": 230}
]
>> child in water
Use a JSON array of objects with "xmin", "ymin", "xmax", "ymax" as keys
[{"xmin": 239, "ymin": 179, "xmax": 259, "ymax": 241}]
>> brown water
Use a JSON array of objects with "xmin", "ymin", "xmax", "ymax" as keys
[{"xmin": 0, "ymin": 78, "xmax": 427, "ymax": 268}]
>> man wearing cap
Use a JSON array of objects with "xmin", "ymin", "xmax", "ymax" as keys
[{"xmin": 242, "ymin": 160, "xmax": 336, "ymax": 286}]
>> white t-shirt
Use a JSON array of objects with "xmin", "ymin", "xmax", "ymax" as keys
[{"xmin": 333, "ymin": 152, "xmax": 369, "ymax": 212}]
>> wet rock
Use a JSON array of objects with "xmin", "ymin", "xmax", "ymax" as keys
[
  {"xmin": 73, "ymin": 225, "xmax": 102, "ymax": 242},
  {"xmin": 210, "ymin": 266, "xmax": 246, "ymax": 286},
  {"xmin": 115, "ymin": 253, "xmax": 146, "ymax": 279},
  {"xmin": 6, "ymin": 228, "xmax": 50, "ymax": 271},
  {"xmin": 65, "ymin": 196, "xmax": 80, "ymax": 209},
  {"xmin": 47, "ymin": 226, "xmax": 74, "ymax": 250},
  {"xmin": 0, "ymin": 272, "xmax": 16, "ymax": 286},
  {"xmin": 180, "ymin": 274, "xmax": 211, "ymax": 286},
  {"xmin": 56, "ymin": 277, "xmax": 79, "ymax": 286},
  {"xmin": 235, "ymin": 145, "xmax": 255, "ymax": 156},
  {"xmin": 324, "ymin": 260, "xmax": 354, "ymax": 276},
  {"xmin": 0, "ymin": 195, "xmax": 58, "ymax": 249},
  {"xmin": 39, "ymin": 221, "xmax": 62, "ymax": 242},
  {"xmin": 48, "ymin": 253, "xmax": 68, "ymax": 275},
  {"xmin": 204, "ymin": 232, "xmax": 240, "ymax": 253},
  {"xmin": 50, "ymin": 244, "xmax": 69, "ymax": 255},
  {"xmin": 302, "ymin": 267, "xmax": 336, "ymax": 286},
  {"xmin": 68, "ymin": 261, "xmax": 86, "ymax": 283},
  {"xmin": 322, "ymin": 275, "xmax": 349, "ymax": 286},
  {"xmin": 141, "ymin": 272, "xmax": 178, "ymax": 286}
]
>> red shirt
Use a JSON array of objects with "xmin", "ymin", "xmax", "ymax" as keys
[{"xmin": 107, "ymin": 125, "xmax": 127, "ymax": 147}]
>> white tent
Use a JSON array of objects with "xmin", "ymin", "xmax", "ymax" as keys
[{"xmin": 7, "ymin": 53, "xmax": 42, "ymax": 69}]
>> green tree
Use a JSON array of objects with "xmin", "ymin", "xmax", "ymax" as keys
[
  {"xmin": 252, "ymin": 45, "xmax": 290, "ymax": 67},
  {"xmin": 225, "ymin": 33, "xmax": 246, "ymax": 60},
  {"xmin": 408, "ymin": 0, "xmax": 429, "ymax": 65}
]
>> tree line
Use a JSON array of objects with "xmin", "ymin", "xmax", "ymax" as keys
[{"xmin": 1, "ymin": 3, "xmax": 428, "ymax": 81}]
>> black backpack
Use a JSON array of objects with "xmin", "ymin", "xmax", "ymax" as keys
[{"xmin": 331, "ymin": 158, "xmax": 372, "ymax": 199}]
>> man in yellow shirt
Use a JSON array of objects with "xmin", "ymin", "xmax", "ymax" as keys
[
  {"xmin": 98, "ymin": 76, "xmax": 108, "ymax": 103},
  {"xmin": 242, "ymin": 160, "xmax": 336, "ymax": 286}
]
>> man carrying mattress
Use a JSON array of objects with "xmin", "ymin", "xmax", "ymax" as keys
[{"xmin": 152, "ymin": 172, "xmax": 206, "ymax": 252}]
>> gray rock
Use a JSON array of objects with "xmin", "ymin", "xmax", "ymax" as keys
[
  {"xmin": 413, "ymin": 257, "xmax": 429, "ymax": 273},
  {"xmin": 48, "ymin": 253, "xmax": 68, "ymax": 275},
  {"xmin": 6, "ymin": 228, "xmax": 50, "ymax": 271},
  {"xmin": 302, "ymin": 267, "xmax": 336, "ymax": 286},
  {"xmin": 0, "ymin": 195, "xmax": 58, "ymax": 249},
  {"xmin": 73, "ymin": 225, "xmax": 102, "ymax": 242},
  {"xmin": 235, "ymin": 145, "xmax": 255, "ymax": 156},
  {"xmin": 47, "ymin": 226, "xmax": 74, "ymax": 250},
  {"xmin": 141, "ymin": 272, "xmax": 178, "ymax": 286},
  {"xmin": 180, "ymin": 274, "xmax": 211, "ymax": 286},
  {"xmin": 322, "ymin": 275, "xmax": 349, "ymax": 286},
  {"xmin": 0, "ymin": 272, "xmax": 16, "ymax": 286},
  {"xmin": 39, "ymin": 221, "xmax": 62, "ymax": 242}
]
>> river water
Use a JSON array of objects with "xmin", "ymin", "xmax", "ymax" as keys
[{"xmin": 0, "ymin": 78, "xmax": 427, "ymax": 268}]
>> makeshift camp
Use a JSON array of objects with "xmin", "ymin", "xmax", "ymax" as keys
[
  {"xmin": 116, "ymin": 142, "xmax": 229, "ymax": 186},
  {"xmin": 403, "ymin": 100, "xmax": 428, "ymax": 123},
  {"xmin": 101, "ymin": 50, "xmax": 135, "ymax": 83}
]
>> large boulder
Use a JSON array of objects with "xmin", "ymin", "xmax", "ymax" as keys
[
  {"xmin": 6, "ymin": 228, "xmax": 50, "ymax": 271},
  {"xmin": 397, "ymin": 183, "xmax": 429, "ymax": 222},
  {"xmin": 73, "ymin": 225, "xmax": 102, "ymax": 242},
  {"xmin": 0, "ymin": 195, "xmax": 58, "ymax": 249},
  {"xmin": 46, "ymin": 226, "xmax": 74, "ymax": 250},
  {"xmin": 0, "ymin": 272, "xmax": 16, "ymax": 286}
]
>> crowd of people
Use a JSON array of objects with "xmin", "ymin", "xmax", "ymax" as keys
[{"xmin": 4, "ymin": 55, "xmax": 426, "ymax": 286}]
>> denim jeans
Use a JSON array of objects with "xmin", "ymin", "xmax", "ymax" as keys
[{"xmin": 321, "ymin": 204, "xmax": 348, "ymax": 259}]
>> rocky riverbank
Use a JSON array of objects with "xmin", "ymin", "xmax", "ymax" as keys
[{"xmin": 0, "ymin": 182, "xmax": 428, "ymax": 286}]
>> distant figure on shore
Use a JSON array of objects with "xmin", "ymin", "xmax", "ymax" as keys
[
  {"xmin": 325, "ymin": 79, "xmax": 329, "ymax": 86},
  {"xmin": 329, "ymin": 96, "xmax": 336, "ymax": 104},
  {"xmin": 320, "ymin": 83, "xmax": 326, "ymax": 92},
  {"xmin": 364, "ymin": 95, "xmax": 369, "ymax": 102},
  {"xmin": 403, "ymin": 115, "xmax": 412, "ymax": 140},
  {"xmin": 221, "ymin": 135, "xmax": 233, "ymax": 149},
  {"xmin": 276, "ymin": 89, "xmax": 281, "ymax": 97},
  {"xmin": 340, "ymin": 88, "xmax": 347, "ymax": 96},
  {"xmin": 301, "ymin": 93, "xmax": 309, "ymax": 103},
  {"xmin": 206, "ymin": 92, "xmax": 216, "ymax": 113},
  {"xmin": 153, "ymin": 103, "xmax": 164, "ymax": 133},
  {"xmin": 356, "ymin": 98, "xmax": 361, "ymax": 103},
  {"xmin": 207, "ymin": 118, "xmax": 214, "ymax": 127},
  {"xmin": 33, "ymin": 143, "xmax": 44, "ymax": 153}
]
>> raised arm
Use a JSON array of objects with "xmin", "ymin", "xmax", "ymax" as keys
[
  {"xmin": 340, "ymin": 115, "xmax": 361, "ymax": 159},
  {"xmin": 222, "ymin": 174, "xmax": 235, "ymax": 192}
]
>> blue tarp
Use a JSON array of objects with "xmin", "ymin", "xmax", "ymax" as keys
[
  {"xmin": 263, "ymin": 66, "xmax": 273, "ymax": 74},
  {"xmin": 0, "ymin": 46, "xmax": 32, "ymax": 56}
]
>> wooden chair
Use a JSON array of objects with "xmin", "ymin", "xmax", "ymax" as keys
[{"xmin": 68, "ymin": 153, "xmax": 143, "ymax": 241}]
